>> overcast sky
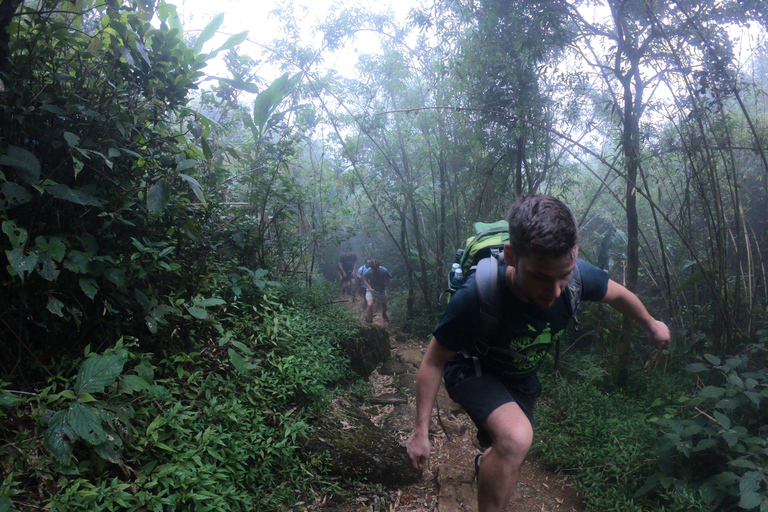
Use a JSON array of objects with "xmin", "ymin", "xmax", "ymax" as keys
[{"xmin": 175, "ymin": 0, "xmax": 418, "ymax": 80}]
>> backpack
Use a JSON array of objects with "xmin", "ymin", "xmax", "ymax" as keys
[
  {"xmin": 447, "ymin": 220, "xmax": 509, "ymax": 292},
  {"xmin": 444, "ymin": 219, "xmax": 583, "ymax": 370}
]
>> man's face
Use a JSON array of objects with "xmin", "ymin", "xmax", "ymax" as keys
[{"xmin": 504, "ymin": 244, "xmax": 577, "ymax": 310}]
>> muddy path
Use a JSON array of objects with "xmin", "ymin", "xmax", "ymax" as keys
[{"xmin": 334, "ymin": 295, "xmax": 585, "ymax": 512}]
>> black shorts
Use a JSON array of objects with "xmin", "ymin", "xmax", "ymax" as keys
[
  {"xmin": 342, "ymin": 271, "xmax": 354, "ymax": 282},
  {"xmin": 443, "ymin": 356, "xmax": 542, "ymax": 448}
]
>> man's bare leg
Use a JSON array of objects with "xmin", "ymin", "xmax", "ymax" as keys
[
  {"xmin": 366, "ymin": 298, "xmax": 374, "ymax": 322},
  {"xmin": 476, "ymin": 402, "xmax": 533, "ymax": 512}
]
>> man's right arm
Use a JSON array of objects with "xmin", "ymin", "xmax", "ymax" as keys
[{"xmin": 407, "ymin": 337, "xmax": 456, "ymax": 469}]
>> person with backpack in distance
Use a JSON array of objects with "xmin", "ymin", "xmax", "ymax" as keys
[
  {"xmin": 337, "ymin": 247, "xmax": 357, "ymax": 297},
  {"xmin": 406, "ymin": 195, "xmax": 670, "ymax": 512},
  {"xmin": 363, "ymin": 260, "xmax": 392, "ymax": 323},
  {"xmin": 357, "ymin": 258, "xmax": 372, "ymax": 304}
]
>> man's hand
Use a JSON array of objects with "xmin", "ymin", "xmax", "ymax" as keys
[
  {"xmin": 406, "ymin": 429, "xmax": 431, "ymax": 469},
  {"xmin": 647, "ymin": 319, "xmax": 671, "ymax": 351}
]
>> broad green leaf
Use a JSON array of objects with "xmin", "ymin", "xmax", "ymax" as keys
[
  {"xmin": 693, "ymin": 438, "xmax": 717, "ymax": 451},
  {"xmin": 47, "ymin": 296, "xmax": 65, "ymax": 317},
  {"xmin": 44, "ymin": 184, "xmax": 102, "ymax": 207},
  {"xmin": 117, "ymin": 46, "xmax": 135, "ymax": 67},
  {"xmin": 135, "ymin": 360, "xmax": 154, "ymax": 382},
  {"xmin": 104, "ymin": 268, "xmax": 127, "ymax": 289},
  {"xmin": 242, "ymin": 111, "xmax": 259, "ymax": 141},
  {"xmin": 194, "ymin": 296, "xmax": 225, "ymax": 307},
  {"xmin": 739, "ymin": 491, "xmax": 762, "ymax": 509},
  {"xmin": 253, "ymin": 72, "xmax": 290, "ymax": 131},
  {"xmin": 176, "ymin": 159, "xmax": 196, "ymax": 171},
  {"xmin": 698, "ymin": 386, "xmax": 725, "ymax": 399},
  {"xmin": 67, "ymin": 403, "xmax": 105, "ymax": 445},
  {"xmin": 93, "ymin": 426, "xmax": 123, "ymax": 462},
  {"xmin": 74, "ymin": 354, "xmax": 127, "ymax": 394},
  {"xmin": 216, "ymin": 76, "xmax": 261, "ymax": 93},
  {"xmin": 193, "ymin": 13, "xmax": 224, "ymax": 54},
  {"xmin": 63, "ymin": 131, "xmax": 80, "ymax": 147},
  {"xmin": 201, "ymin": 137, "xmax": 213, "ymax": 160},
  {"xmin": 213, "ymin": 30, "xmax": 248, "ymax": 54},
  {"xmin": 40, "ymin": 104, "xmax": 67, "ymax": 116},
  {"xmin": 179, "ymin": 173, "xmax": 206, "ymax": 205},
  {"xmin": 187, "ymin": 306, "xmax": 208, "ymax": 319},
  {"xmin": 704, "ymin": 354, "xmax": 721, "ymax": 366},
  {"xmin": 0, "ymin": 146, "xmax": 40, "ymax": 184},
  {"xmin": 0, "ymin": 390, "xmax": 20, "ymax": 407},
  {"xmin": 729, "ymin": 458, "xmax": 758, "ymax": 469},
  {"xmin": 72, "ymin": 156, "xmax": 84, "ymax": 178},
  {"xmin": 63, "ymin": 250, "xmax": 90, "ymax": 274},
  {"xmin": 0, "ymin": 181, "xmax": 32, "ymax": 210},
  {"xmin": 147, "ymin": 180, "xmax": 170, "ymax": 215},
  {"xmin": 713, "ymin": 411, "xmax": 731, "ymax": 430},
  {"xmin": 148, "ymin": 384, "xmax": 170, "ymax": 400},
  {"xmin": 685, "ymin": 363, "xmax": 708, "ymax": 373},
  {"xmin": 727, "ymin": 373, "xmax": 744, "ymax": 389},
  {"xmin": 35, "ymin": 251, "xmax": 59, "ymax": 281},
  {"xmin": 79, "ymin": 278, "xmax": 99, "ymax": 299},
  {"xmin": 35, "ymin": 236, "xmax": 66, "ymax": 262},
  {"xmin": 2, "ymin": 220, "xmax": 27, "ymax": 247},
  {"xmin": 119, "ymin": 374, "xmax": 150, "ymax": 393},
  {"xmin": 6, "ymin": 248, "xmax": 38, "ymax": 281},
  {"xmin": 228, "ymin": 349, "xmax": 245, "ymax": 373},
  {"xmin": 740, "ymin": 471, "xmax": 763, "ymax": 494},
  {"xmin": 44, "ymin": 410, "xmax": 75, "ymax": 464}
]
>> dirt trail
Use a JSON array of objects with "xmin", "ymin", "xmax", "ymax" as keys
[{"xmin": 344, "ymin": 295, "xmax": 585, "ymax": 512}]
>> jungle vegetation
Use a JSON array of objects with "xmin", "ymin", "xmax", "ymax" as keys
[{"xmin": 1, "ymin": 0, "xmax": 767, "ymax": 510}]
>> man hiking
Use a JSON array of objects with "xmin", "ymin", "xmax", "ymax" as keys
[
  {"xmin": 406, "ymin": 195, "xmax": 670, "ymax": 512},
  {"xmin": 337, "ymin": 247, "xmax": 357, "ymax": 297},
  {"xmin": 357, "ymin": 258, "xmax": 372, "ymax": 304},
  {"xmin": 363, "ymin": 260, "xmax": 392, "ymax": 323}
]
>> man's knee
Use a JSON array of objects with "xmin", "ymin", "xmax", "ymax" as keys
[{"xmin": 484, "ymin": 403, "xmax": 533, "ymax": 461}]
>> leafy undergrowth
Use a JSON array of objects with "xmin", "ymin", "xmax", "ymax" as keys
[
  {"xmin": 0, "ymin": 282, "xmax": 363, "ymax": 512},
  {"xmin": 535, "ymin": 340, "xmax": 768, "ymax": 512}
]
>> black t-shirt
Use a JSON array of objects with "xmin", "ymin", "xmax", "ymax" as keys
[
  {"xmin": 433, "ymin": 259, "xmax": 609, "ymax": 377},
  {"xmin": 339, "ymin": 253, "xmax": 357, "ymax": 273}
]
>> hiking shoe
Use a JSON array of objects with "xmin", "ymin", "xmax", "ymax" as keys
[
  {"xmin": 474, "ymin": 453, "xmax": 483, "ymax": 480},
  {"xmin": 382, "ymin": 313, "xmax": 389, "ymax": 322}
]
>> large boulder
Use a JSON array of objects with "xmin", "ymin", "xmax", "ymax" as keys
[
  {"xmin": 306, "ymin": 401, "xmax": 422, "ymax": 486},
  {"xmin": 339, "ymin": 323, "xmax": 390, "ymax": 379}
]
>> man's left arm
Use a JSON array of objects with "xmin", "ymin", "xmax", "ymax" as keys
[{"xmin": 600, "ymin": 279, "xmax": 671, "ymax": 350}]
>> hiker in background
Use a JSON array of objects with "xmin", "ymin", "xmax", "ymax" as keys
[
  {"xmin": 337, "ymin": 247, "xmax": 357, "ymax": 297},
  {"xmin": 357, "ymin": 258, "xmax": 372, "ymax": 304},
  {"xmin": 406, "ymin": 195, "xmax": 670, "ymax": 512},
  {"xmin": 363, "ymin": 260, "xmax": 392, "ymax": 323}
]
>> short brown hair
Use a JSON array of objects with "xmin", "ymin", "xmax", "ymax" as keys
[{"xmin": 506, "ymin": 195, "xmax": 579, "ymax": 257}]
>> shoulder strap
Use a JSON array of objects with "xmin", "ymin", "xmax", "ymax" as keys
[
  {"xmin": 475, "ymin": 254, "xmax": 501, "ymax": 339},
  {"xmin": 565, "ymin": 262, "xmax": 582, "ymax": 319},
  {"xmin": 474, "ymin": 255, "xmax": 529, "ymax": 362},
  {"xmin": 554, "ymin": 261, "xmax": 583, "ymax": 371}
]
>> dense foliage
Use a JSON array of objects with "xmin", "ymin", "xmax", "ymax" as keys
[{"xmin": 1, "ymin": 282, "xmax": 359, "ymax": 511}]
